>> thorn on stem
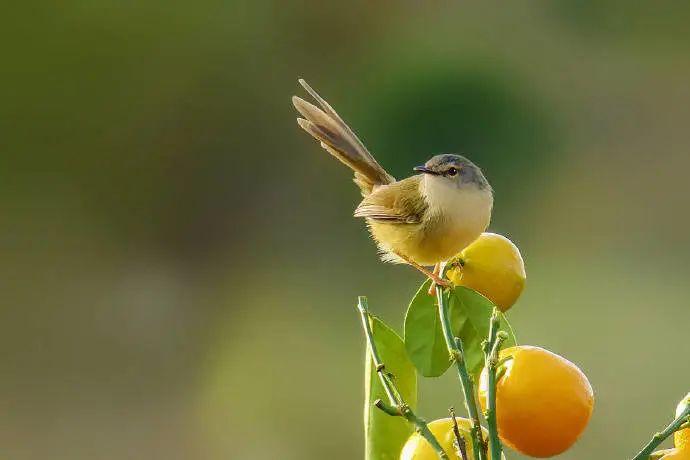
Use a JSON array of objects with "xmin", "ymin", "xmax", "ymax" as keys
[
  {"xmin": 374, "ymin": 399, "xmax": 401, "ymax": 417},
  {"xmin": 449, "ymin": 350, "xmax": 462, "ymax": 362},
  {"xmin": 650, "ymin": 452, "xmax": 671, "ymax": 460},
  {"xmin": 496, "ymin": 366, "xmax": 507, "ymax": 381}
]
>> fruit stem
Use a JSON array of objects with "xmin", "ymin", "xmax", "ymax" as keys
[
  {"xmin": 630, "ymin": 396, "xmax": 690, "ymax": 460},
  {"xmin": 356, "ymin": 297, "xmax": 449, "ymax": 460},
  {"xmin": 485, "ymin": 309, "xmax": 507, "ymax": 460},
  {"xmin": 435, "ymin": 265, "xmax": 487, "ymax": 460}
]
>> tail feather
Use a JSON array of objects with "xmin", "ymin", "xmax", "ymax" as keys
[{"xmin": 292, "ymin": 79, "xmax": 394, "ymax": 194}]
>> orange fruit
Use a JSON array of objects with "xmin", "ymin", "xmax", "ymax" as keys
[
  {"xmin": 446, "ymin": 233, "xmax": 525, "ymax": 312},
  {"xmin": 478, "ymin": 346, "xmax": 594, "ymax": 457},
  {"xmin": 400, "ymin": 417, "xmax": 503, "ymax": 460},
  {"xmin": 675, "ymin": 393, "xmax": 690, "ymax": 450}
]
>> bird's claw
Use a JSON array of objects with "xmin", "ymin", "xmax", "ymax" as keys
[{"xmin": 427, "ymin": 275, "xmax": 453, "ymax": 295}]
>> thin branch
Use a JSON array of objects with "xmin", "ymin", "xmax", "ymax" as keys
[
  {"xmin": 450, "ymin": 407, "xmax": 469, "ymax": 460},
  {"xmin": 484, "ymin": 309, "xmax": 508, "ymax": 460},
  {"xmin": 631, "ymin": 398, "xmax": 690, "ymax": 460},
  {"xmin": 434, "ymin": 267, "xmax": 486, "ymax": 460},
  {"xmin": 357, "ymin": 296, "xmax": 449, "ymax": 460}
]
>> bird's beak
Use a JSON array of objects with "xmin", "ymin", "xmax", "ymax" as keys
[{"xmin": 413, "ymin": 165, "xmax": 439, "ymax": 175}]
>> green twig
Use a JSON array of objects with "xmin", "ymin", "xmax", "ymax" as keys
[
  {"xmin": 357, "ymin": 297, "xmax": 449, "ymax": 460},
  {"xmin": 630, "ymin": 399, "xmax": 690, "ymax": 460},
  {"xmin": 484, "ymin": 309, "xmax": 508, "ymax": 460},
  {"xmin": 435, "ymin": 266, "xmax": 486, "ymax": 460}
]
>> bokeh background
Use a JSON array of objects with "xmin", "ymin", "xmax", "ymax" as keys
[{"xmin": 3, "ymin": 1, "xmax": 690, "ymax": 459}]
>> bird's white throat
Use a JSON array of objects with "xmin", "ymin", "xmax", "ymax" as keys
[{"xmin": 421, "ymin": 175, "xmax": 494, "ymax": 228}]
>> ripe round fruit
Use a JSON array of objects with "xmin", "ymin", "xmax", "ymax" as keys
[
  {"xmin": 400, "ymin": 417, "xmax": 501, "ymax": 460},
  {"xmin": 446, "ymin": 233, "xmax": 526, "ymax": 312},
  {"xmin": 674, "ymin": 393, "xmax": 690, "ymax": 450},
  {"xmin": 478, "ymin": 346, "xmax": 594, "ymax": 458}
]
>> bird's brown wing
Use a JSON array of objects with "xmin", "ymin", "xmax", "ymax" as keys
[{"xmin": 354, "ymin": 176, "xmax": 427, "ymax": 224}]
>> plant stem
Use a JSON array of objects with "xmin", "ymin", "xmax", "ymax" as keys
[
  {"xmin": 434, "ymin": 268, "xmax": 486, "ymax": 460},
  {"xmin": 450, "ymin": 407, "xmax": 469, "ymax": 460},
  {"xmin": 630, "ymin": 402, "xmax": 690, "ymax": 460},
  {"xmin": 357, "ymin": 296, "xmax": 449, "ymax": 460},
  {"xmin": 484, "ymin": 309, "xmax": 507, "ymax": 460}
]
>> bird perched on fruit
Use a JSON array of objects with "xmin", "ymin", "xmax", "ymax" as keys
[{"xmin": 292, "ymin": 79, "xmax": 493, "ymax": 286}]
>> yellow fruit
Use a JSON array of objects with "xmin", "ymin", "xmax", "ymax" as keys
[
  {"xmin": 478, "ymin": 346, "xmax": 594, "ymax": 458},
  {"xmin": 400, "ymin": 417, "xmax": 502, "ymax": 460},
  {"xmin": 446, "ymin": 233, "xmax": 525, "ymax": 312},
  {"xmin": 658, "ymin": 448, "xmax": 690, "ymax": 459},
  {"xmin": 675, "ymin": 393, "xmax": 690, "ymax": 450}
]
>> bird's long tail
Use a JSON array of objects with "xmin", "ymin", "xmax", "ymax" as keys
[{"xmin": 292, "ymin": 79, "xmax": 394, "ymax": 195}]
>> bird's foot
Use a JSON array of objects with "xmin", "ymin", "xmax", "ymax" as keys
[
  {"xmin": 427, "ymin": 263, "xmax": 446, "ymax": 295},
  {"xmin": 392, "ymin": 253, "xmax": 453, "ymax": 293},
  {"xmin": 428, "ymin": 273, "xmax": 452, "ymax": 295}
]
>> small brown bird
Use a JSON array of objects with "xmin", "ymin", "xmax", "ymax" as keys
[{"xmin": 292, "ymin": 79, "xmax": 493, "ymax": 286}]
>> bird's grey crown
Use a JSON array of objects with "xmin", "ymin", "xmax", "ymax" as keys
[{"xmin": 425, "ymin": 153, "xmax": 491, "ymax": 190}]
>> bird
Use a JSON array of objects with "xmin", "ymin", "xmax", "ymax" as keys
[{"xmin": 292, "ymin": 79, "xmax": 493, "ymax": 287}]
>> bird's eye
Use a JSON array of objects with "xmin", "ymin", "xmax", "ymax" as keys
[{"xmin": 447, "ymin": 167, "xmax": 458, "ymax": 176}]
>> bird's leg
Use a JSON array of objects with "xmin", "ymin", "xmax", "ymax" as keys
[
  {"xmin": 427, "ymin": 263, "xmax": 442, "ymax": 295},
  {"xmin": 395, "ymin": 253, "xmax": 451, "ymax": 288}
]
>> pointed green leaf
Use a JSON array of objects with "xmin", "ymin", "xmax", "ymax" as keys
[
  {"xmin": 364, "ymin": 315, "xmax": 417, "ymax": 460},
  {"xmin": 404, "ymin": 280, "xmax": 466, "ymax": 377},
  {"xmin": 404, "ymin": 281, "xmax": 517, "ymax": 379},
  {"xmin": 450, "ymin": 286, "xmax": 517, "ymax": 377}
]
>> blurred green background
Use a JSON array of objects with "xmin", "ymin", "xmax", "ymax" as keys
[{"xmin": 2, "ymin": 1, "xmax": 690, "ymax": 459}]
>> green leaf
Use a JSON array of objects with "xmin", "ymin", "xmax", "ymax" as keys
[
  {"xmin": 404, "ymin": 280, "xmax": 466, "ymax": 377},
  {"xmin": 404, "ymin": 282, "xmax": 517, "ymax": 379},
  {"xmin": 364, "ymin": 315, "xmax": 417, "ymax": 460},
  {"xmin": 449, "ymin": 286, "xmax": 517, "ymax": 377}
]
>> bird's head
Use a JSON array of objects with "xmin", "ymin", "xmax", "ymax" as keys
[{"xmin": 414, "ymin": 154, "xmax": 491, "ymax": 191}]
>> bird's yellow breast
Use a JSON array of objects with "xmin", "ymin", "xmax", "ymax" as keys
[
  {"xmin": 369, "ymin": 218, "xmax": 486, "ymax": 265},
  {"xmin": 369, "ymin": 178, "xmax": 493, "ymax": 265}
]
